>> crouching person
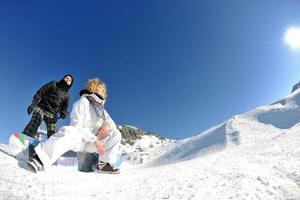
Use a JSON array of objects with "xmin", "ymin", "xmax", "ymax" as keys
[{"xmin": 27, "ymin": 78, "xmax": 121, "ymax": 174}]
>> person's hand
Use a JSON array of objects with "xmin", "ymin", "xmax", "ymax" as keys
[
  {"xmin": 98, "ymin": 123, "xmax": 110, "ymax": 139},
  {"xmin": 27, "ymin": 104, "xmax": 36, "ymax": 115},
  {"xmin": 60, "ymin": 112, "xmax": 68, "ymax": 119},
  {"xmin": 94, "ymin": 140, "xmax": 105, "ymax": 155}
]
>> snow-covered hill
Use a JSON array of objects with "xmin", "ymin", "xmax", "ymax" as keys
[
  {"xmin": 149, "ymin": 88, "xmax": 300, "ymax": 166},
  {"xmin": 1, "ymin": 89, "xmax": 300, "ymax": 199}
]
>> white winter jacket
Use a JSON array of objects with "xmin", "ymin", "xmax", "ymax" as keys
[{"xmin": 70, "ymin": 96, "xmax": 117, "ymax": 143}]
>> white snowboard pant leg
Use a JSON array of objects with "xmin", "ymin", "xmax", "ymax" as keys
[
  {"xmin": 34, "ymin": 126, "xmax": 83, "ymax": 168},
  {"xmin": 83, "ymin": 128, "xmax": 121, "ymax": 164}
]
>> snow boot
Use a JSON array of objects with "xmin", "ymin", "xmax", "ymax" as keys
[
  {"xmin": 27, "ymin": 154, "xmax": 44, "ymax": 173},
  {"xmin": 96, "ymin": 161, "xmax": 120, "ymax": 174}
]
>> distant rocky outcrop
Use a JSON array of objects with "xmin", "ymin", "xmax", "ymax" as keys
[
  {"xmin": 118, "ymin": 125, "xmax": 165, "ymax": 146},
  {"xmin": 116, "ymin": 125, "xmax": 174, "ymax": 165}
]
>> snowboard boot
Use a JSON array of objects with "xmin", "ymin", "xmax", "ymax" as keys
[
  {"xmin": 28, "ymin": 144, "xmax": 35, "ymax": 158},
  {"xmin": 96, "ymin": 161, "xmax": 120, "ymax": 174},
  {"xmin": 27, "ymin": 154, "xmax": 44, "ymax": 173}
]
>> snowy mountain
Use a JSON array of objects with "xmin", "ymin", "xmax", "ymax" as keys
[
  {"xmin": 148, "ymin": 88, "xmax": 300, "ymax": 165},
  {"xmin": 1, "ymin": 89, "xmax": 300, "ymax": 199}
]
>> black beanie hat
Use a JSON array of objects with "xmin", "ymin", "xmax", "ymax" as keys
[
  {"xmin": 63, "ymin": 74, "xmax": 74, "ymax": 87},
  {"xmin": 57, "ymin": 74, "xmax": 74, "ymax": 91}
]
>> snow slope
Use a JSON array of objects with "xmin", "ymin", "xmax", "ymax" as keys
[{"xmin": 1, "ymin": 89, "xmax": 300, "ymax": 199}]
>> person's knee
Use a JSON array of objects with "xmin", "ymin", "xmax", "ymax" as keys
[
  {"xmin": 58, "ymin": 126, "xmax": 82, "ymax": 141},
  {"xmin": 32, "ymin": 109, "xmax": 43, "ymax": 122}
]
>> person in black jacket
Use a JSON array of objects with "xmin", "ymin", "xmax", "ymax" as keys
[{"xmin": 23, "ymin": 74, "xmax": 73, "ymax": 139}]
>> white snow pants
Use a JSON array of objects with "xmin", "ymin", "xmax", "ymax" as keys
[{"xmin": 34, "ymin": 125, "xmax": 122, "ymax": 168}]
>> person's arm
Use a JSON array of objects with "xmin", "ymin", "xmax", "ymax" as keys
[
  {"xmin": 97, "ymin": 109, "xmax": 117, "ymax": 139},
  {"xmin": 103, "ymin": 109, "xmax": 117, "ymax": 130},
  {"xmin": 94, "ymin": 139, "xmax": 105, "ymax": 155},
  {"xmin": 70, "ymin": 97, "xmax": 98, "ymax": 143},
  {"xmin": 27, "ymin": 81, "xmax": 55, "ymax": 114},
  {"xmin": 32, "ymin": 81, "xmax": 55, "ymax": 106}
]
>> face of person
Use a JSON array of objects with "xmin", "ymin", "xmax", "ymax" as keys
[
  {"xmin": 96, "ymin": 84, "xmax": 105, "ymax": 99},
  {"xmin": 64, "ymin": 76, "xmax": 72, "ymax": 86}
]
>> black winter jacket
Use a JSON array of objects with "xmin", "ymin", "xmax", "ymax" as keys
[{"xmin": 31, "ymin": 81, "xmax": 70, "ymax": 119}]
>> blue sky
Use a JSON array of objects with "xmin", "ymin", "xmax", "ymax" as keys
[{"xmin": 0, "ymin": 0, "xmax": 300, "ymax": 143}]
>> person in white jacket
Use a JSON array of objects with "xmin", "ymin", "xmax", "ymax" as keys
[{"xmin": 27, "ymin": 78, "xmax": 122, "ymax": 174}]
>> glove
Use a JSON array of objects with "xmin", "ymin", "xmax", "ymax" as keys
[
  {"xmin": 60, "ymin": 112, "xmax": 68, "ymax": 119},
  {"xmin": 27, "ymin": 104, "xmax": 36, "ymax": 115}
]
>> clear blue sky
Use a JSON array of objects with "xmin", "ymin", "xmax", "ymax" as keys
[{"xmin": 0, "ymin": 0, "xmax": 300, "ymax": 143}]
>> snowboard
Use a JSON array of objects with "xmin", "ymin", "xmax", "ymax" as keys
[{"xmin": 8, "ymin": 133, "xmax": 38, "ymax": 160}]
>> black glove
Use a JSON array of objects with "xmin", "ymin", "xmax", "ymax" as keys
[
  {"xmin": 27, "ymin": 104, "xmax": 36, "ymax": 115},
  {"xmin": 60, "ymin": 112, "xmax": 68, "ymax": 119}
]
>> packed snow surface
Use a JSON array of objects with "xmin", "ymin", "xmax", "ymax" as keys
[{"xmin": 1, "ymin": 90, "xmax": 300, "ymax": 200}]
